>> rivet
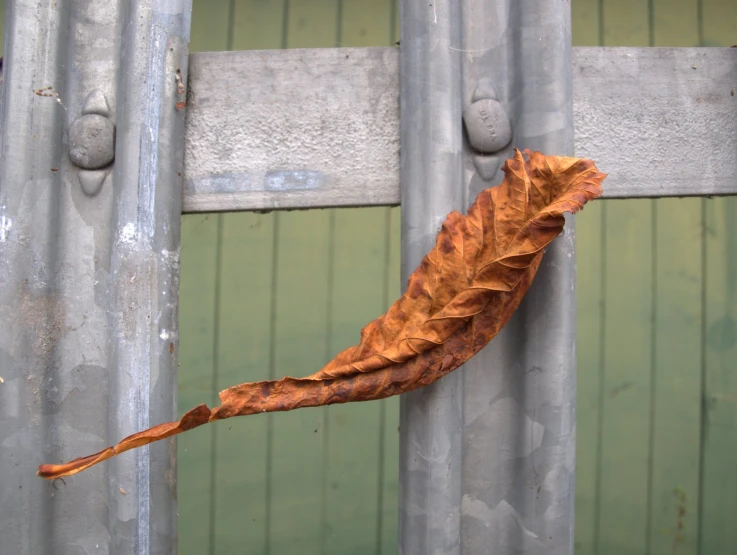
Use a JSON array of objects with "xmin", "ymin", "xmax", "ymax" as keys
[{"xmin": 463, "ymin": 99, "xmax": 512, "ymax": 154}]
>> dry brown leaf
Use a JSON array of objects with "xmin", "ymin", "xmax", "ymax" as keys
[{"xmin": 37, "ymin": 149, "xmax": 605, "ymax": 479}]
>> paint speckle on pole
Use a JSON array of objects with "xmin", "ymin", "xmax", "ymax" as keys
[{"xmin": 0, "ymin": 206, "xmax": 13, "ymax": 243}]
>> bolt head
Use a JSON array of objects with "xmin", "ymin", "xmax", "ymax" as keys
[
  {"xmin": 463, "ymin": 99, "xmax": 512, "ymax": 154},
  {"xmin": 69, "ymin": 114, "xmax": 115, "ymax": 169}
]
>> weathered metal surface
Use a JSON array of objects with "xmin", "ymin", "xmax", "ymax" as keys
[
  {"xmin": 182, "ymin": 46, "xmax": 737, "ymax": 212},
  {"xmin": 0, "ymin": 1, "xmax": 191, "ymax": 553},
  {"xmin": 398, "ymin": 0, "xmax": 576, "ymax": 554},
  {"xmin": 398, "ymin": 0, "xmax": 465, "ymax": 552}
]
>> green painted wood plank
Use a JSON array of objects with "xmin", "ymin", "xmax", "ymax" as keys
[
  {"xmin": 574, "ymin": 199, "xmax": 604, "ymax": 555},
  {"xmin": 380, "ymin": 206, "xmax": 401, "ymax": 554},
  {"xmin": 572, "ymin": 5, "xmax": 603, "ymax": 555},
  {"xmin": 190, "ymin": 0, "xmax": 232, "ymax": 53},
  {"xmin": 649, "ymin": 199, "xmax": 702, "ymax": 555},
  {"xmin": 701, "ymin": 197, "xmax": 737, "ymax": 554},
  {"xmin": 598, "ymin": 4, "xmax": 653, "ymax": 555},
  {"xmin": 647, "ymin": 7, "xmax": 703, "ymax": 555},
  {"xmin": 210, "ymin": 3, "xmax": 286, "ymax": 555},
  {"xmin": 178, "ymin": 215, "xmax": 220, "ymax": 555},
  {"xmin": 212, "ymin": 213, "xmax": 275, "ymax": 555},
  {"xmin": 572, "ymin": 0, "xmax": 601, "ymax": 47},
  {"xmin": 231, "ymin": 0, "xmax": 287, "ymax": 51},
  {"xmin": 286, "ymin": 0, "xmax": 339, "ymax": 49},
  {"xmin": 322, "ymin": 4, "xmax": 393, "ymax": 554},
  {"xmin": 653, "ymin": 0, "xmax": 700, "ymax": 46},
  {"xmin": 599, "ymin": 199, "xmax": 654, "ymax": 555},
  {"xmin": 323, "ymin": 208, "xmax": 389, "ymax": 555},
  {"xmin": 339, "ymin": 0, "xmax": 392, "ymax": 47},
  {"xmin": 701, "ymin": 172, "xmax": 737, "ymax": 549},
  {"xmin": 702, "ymin": 0, "xmax": 737, "ymax": 45},
  {"xmin": 268, "ymin": 211, "xmax": 332, "ymax": 555},
  {"xmin": 179, "ymin": 4, "xmax": 232, "ymax": 553},
  {"xmin": 602, "ymin": 0, "xmax": 651, "ymax": 47}
]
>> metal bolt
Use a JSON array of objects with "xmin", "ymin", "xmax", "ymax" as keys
[
  {"xmin": 69, "ymin": 114, "xmax": 115, "ymax": 169},
  {"xmin": 462, "ymin": 98, "xmax": 512, "ymax": 154}
]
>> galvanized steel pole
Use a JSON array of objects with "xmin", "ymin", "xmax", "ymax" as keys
[
  {"xmin": 399, "ymin": 1, "xmax": 576, "ymax": 553},
  {"xmin": 398, "ymin": 0, "xmax": 465, "ymax": 553},
  {"xmin": 0, "ymin": 1, "xmax": 191, "ymax": 553}
]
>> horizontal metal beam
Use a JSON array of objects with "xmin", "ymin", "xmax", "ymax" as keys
[{"xmin": 183, "ymin": 47, "xmax": 737, "ymax": 213}]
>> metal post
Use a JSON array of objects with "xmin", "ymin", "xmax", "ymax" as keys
[
  {"xmin": 398, "ymin": 1, "xmax": 465, "ymax": 553},
  {"xmin": 399, "ymin": 1, "xmax": 575, "ymax": 553},
  {"xmin": 0, "ymin": 1, "xmax": 191, "ymax": 553}
]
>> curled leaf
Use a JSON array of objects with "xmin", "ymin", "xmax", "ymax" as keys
[{"xmin": 37, "ymin": 149, "xmax": 605, "ymax": 479}]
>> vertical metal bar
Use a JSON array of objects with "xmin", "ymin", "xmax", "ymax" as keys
[
  {"xmin": 398, "ymin": 1, "xmax": 465, "ymax": 554},
  {"xmin": 0, "ymin": 2, "xmax": 68, "ymax": 553},
  {"xmin": 399, "ymin": 1, "xmax": 575, "ymax": 554},
  {"xmin": 108, "ymin": 2, "xmax": 191, "ymax": 553},
  {"xmin": 0, "ymin": 1, "xmax": 191, "ymax": 553}
]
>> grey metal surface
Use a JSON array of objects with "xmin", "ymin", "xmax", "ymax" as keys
[
  {"xmin": 183, "ymin": 47, "xmax": 400, "ymax": 213},
  {"xmin": 398, "ymin": 0, "xmax": 465, "ymax": 553},
  {"xmin": 398, "ymin": 1, "xmax": 576, "ymax": 554},
  {"xmin": 0, "ymin": 1, "xmax": 190, "ymax": 553},
  {"xmin": 182, "ymin": 46, "xmax": 737, "ymax": 212}
]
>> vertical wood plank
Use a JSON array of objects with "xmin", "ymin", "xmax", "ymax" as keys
[
  {"xmin": 572, "ymin": 3, "xmax": 603, "ymax": 554},
  {"xmin": 602, "ymin": 0, "xmax": 651, "ymax": 46},
  {"xmin": 189, "ymin": 0, "xmax": 232, "ymax": 54},
  {"xmin": 211, "ymin": 3, "xmax": 288, "ymax": 555},
  {"xmin": 323, "ymin": 207, "xmax": 389, "ymax": 555},
  {"xmin": 573, "ymin": 197, "xmax": 604, "ymax": 555},
  {"xmin": 380, "ymin": 206, "xmax": 401, "ymax": 554},
  {"xmin": 286, "ymin": 0, "xmax": 340, "ymax": 49},
  {"xmin": 231, "ymin": 0, "xmax": 287, "ymax": 51},
  {"xmin": 178, "ymin": 215, "xmax": 219, "ymax": 555},
  {"xmin": 653, "ymin": 0, "xmax": 699, "ymax": 46},
  {"xmin": 268, "ymin": 208, "xmax": 332, "ymax": 555},
  {"xmin": 702, "ymin": 0, "xmax": 737, "ymax": 45},
  {"xmin": 322, "ymin": 4, "xmax": 393, "ymax": 554},
  {"xmin": 700, "ymin": 6, "xmax": 737, "ymax": 554},
  {"xmin": 179, "ymin": 3, "xmax": 232, "ymax": 553},
  {"xmin": 572, "ymin": 0, "xmax": 601, "ymax": 47},
  {"xmin": 339, "ymin": 0, "xmax": 391, "ymax": 47},
  {"xmin": 702, "ymin": 199, "xmax": 737, "ymax": 555},
  {"xmin": 265, "ymin": 4, "xmax": 339, "ymax": 555},
  {"xmin": 599, "ymin": 199, "xmax": 654, "ymax": 555},
  {"xmin": 648, "ymin": 6, "xmax": 703, "ymax": 555},
  {"xmin": 212, "ymin": 211, "xmax": 276, "ymax": 555},
  {"xmin": 649, "ymin": 200, "xmax": 702, "ymax": 555},
  {"xmin": 598, "ymin": 5, "xmax": 653, "ymax": 555}
]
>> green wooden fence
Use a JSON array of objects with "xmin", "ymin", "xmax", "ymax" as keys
[{"xmin": 2, "ymin": 1, "xmax": 734, "ymax": 553}]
